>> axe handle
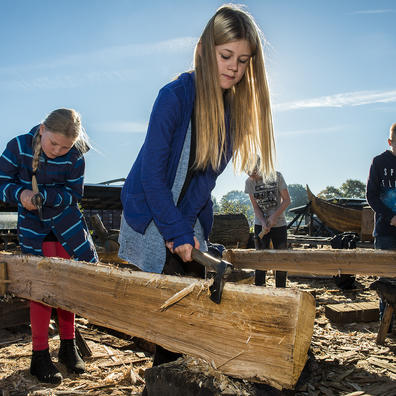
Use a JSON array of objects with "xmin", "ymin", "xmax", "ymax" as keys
[{"xmin": 191, "ymin": 248, "xmax": 220, "ymax": 273}]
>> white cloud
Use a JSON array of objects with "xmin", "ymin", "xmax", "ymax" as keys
[
  {"xmin": 274, "ymin": 89, "xmax": 396, "ymax": 112},
  {"xmin": 1, "ymin": 69, "xmax": 138, "ymax": 90},
  {"xmin": 0, "ymin": 37, "xmax": 197, "ymax": 74},
  {"xmin": 277, "ymin": 125, "xmax": 347, "ymax": 137},
  {"xmin": 0, "ymin": 36, "xmax": 197, "ymax": 89},
  {"xmin": 93, "ymin": 121, "xmax": 148, "ymax": 134},
  {"xmin": 350, "ymin": 9, "xmax": 396, "ymax": 15}
]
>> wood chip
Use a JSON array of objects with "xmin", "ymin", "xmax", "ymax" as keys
[
  {"xmin": 103, "ymin": 344, "xmax": 118, "ymax": 362},
  {"xmin": 159, "ymin": 281, "xmax": 199, "ymax": 311},
  {"xmin": 367, "ymin": 357, "xmax": 396, "ymax": 374},
  {"xmin": 99, "ymin": 356, "xmax": 150, "ymax": 368}
]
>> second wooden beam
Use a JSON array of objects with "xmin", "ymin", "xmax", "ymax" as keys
[{"xmin": 224, "ymin": 249, "xmax": 396, "ymax": 277}]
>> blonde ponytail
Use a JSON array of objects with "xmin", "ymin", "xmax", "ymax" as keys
[{"xmin": 31, "ymin": 131, "xmax": 42, "ymax": 174}]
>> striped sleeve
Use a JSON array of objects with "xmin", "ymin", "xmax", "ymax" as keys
[
  {"xmin": 41, "ymin": 155, "xmax": 85, "ymax": 208},
  {"xmin": 0, "ymin": 138, "xmax": 24, "ymax": 204}
]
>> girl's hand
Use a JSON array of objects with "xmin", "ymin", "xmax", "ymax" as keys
[
  {"xmin": 193, "ymin": 236, "xmax": 200, "ymax": 250},
  {"xmin": 173, "ymin": 237, "xmax": 200, "ymax": 262},
  {"xmin": 174, "ymin": 243, "xmax": 193, "ymax": 262},
  {"xmin": 165, "ymin": 241, "xmax": 174, "ymax": 252},
  {"xmin": 20, "ymin": 189, "xmax": 37, "ymax": 211},
  {"xmin": 391, "ymin": 216, "xmax": 396, "ymax": 227}
]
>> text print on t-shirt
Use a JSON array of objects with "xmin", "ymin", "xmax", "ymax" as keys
[{"xmin": 254, "ymin": 181, "xmax": 278, "ymax": 211}]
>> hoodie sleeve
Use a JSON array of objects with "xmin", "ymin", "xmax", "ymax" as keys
[
  {"xmin": 140, "ymin": 86, "xmax": 194, "ymax": 248},
  {"xmin": 366, "ymin": 156, "xmax": 394, "ymax": 222},
  {"xmin": 0, "ymin": 138, "xmax": 25, "ymax": 205}
]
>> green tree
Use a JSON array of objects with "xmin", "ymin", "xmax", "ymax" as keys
[
  {"xmin": 221, "ymin": 190, "xmax": 251, "ymax": 206},
  {"xmin": 318, "ymin": 186, "xmax": 342, "ymax": 199},
  {"xmin": 340, "ymin": 179, "xmax": 366, "ymax": 198},
  {"xmin": 318, "ymin": 179, "xmax": 366, "ymax": 199},
  {"xmin": 219, "ymin": 190, "xmax": 254, "ymax": 226},
  {"xmin": 287, "ymin": 184, "xmax": 308, "ymax": 210}
]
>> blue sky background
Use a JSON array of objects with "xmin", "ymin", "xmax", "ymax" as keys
[{"xmin": 1, "ymin": 0, "xmax": 395, "ymax": 201}]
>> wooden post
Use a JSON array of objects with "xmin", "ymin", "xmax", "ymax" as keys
[
  {"xmin": 361, "ymin": 206, "xmax": 374, "ymax": 242},
  {"xmin": 0, "ymin": 262, "xmax": 9, "ymax": 296},
  {"xmin": 376, "ymin": 304, "xmax": 394, "ymax": 345}
]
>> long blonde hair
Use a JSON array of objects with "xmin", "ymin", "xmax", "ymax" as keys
[
  {"xmin": 194, "ymin": 4, "xmax": 275, "ymax": 177},
  {"xmin": 32, "ymin": 108, "xmax": 90, "ymax": 174}
]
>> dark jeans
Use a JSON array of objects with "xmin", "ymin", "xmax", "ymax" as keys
[
  {"xmin": 374, "ymin": 235, "xmax": 396, "ymax": 331},
  {"xmin": 254, "ymin": 224, "xmax": 287, "ymax": 288},
  {"xmin": 152, "ymin": 248, "xmax": 205, "ymax": 366}
]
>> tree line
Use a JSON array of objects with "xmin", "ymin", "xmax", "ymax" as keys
[{"xmin": 213, "ymin": 179, "xmax": 366, "ymax": 226}]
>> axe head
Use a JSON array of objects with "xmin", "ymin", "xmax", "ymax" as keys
[
  {"xmin": 191, "ymin": 248, "xmax": 233, "ymax": 304},
  {"xmin": 31, "ymin": 193, "xmax": 43, "ymax": 221},
  {"xmin": 208, "ymin": 260, "xmax": 233, "ymax": 304}
]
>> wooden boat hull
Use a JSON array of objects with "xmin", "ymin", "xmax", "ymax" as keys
[
  {"xmin": 1, "ymin": 252, "xmax": 315, "ymax": 390},
  {"xmin": 307, "ymin": 185, "xmax": 361, "ymax": 233}
]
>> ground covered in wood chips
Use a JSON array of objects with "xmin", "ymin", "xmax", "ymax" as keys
[{"xmin": 1, "ymin": 273, "xmax": 396, "ymax": 395}]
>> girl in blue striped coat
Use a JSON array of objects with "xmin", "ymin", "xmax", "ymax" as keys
[{"xmin": 0, "ymin": 108, "xmax": 98, "ymax": 384}]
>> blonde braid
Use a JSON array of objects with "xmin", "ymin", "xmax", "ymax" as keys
[{"xmin": 31, "ymin": 130, "xmax": 42, "ymax": 192}]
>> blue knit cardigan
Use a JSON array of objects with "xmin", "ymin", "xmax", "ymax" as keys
[
  {"xmin": 121, "ymin": 72, "xmax": 232, "ymax": 248},
  {"xmin": 0, "ymin": 126, "xmax": 98, "ymax": 262}
]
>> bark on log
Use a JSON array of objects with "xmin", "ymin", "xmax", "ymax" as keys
[
  {"xmin": 224, "ymin": 248, "xmax": 396, "ymax": 277},
  {"xmin": 1, "ymin": 251, "xmax": 315, "ymax": 390},
  {"xmin": 209, "ymin": 214, "xmax": 250, "ymax": 248}
]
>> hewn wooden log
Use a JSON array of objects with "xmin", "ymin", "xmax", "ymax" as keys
[
  {"xmin": 224, "ymin": 249, "xmax": 396, "ymax": 277},
  {"xmin": 1, "ymin": 251, "xmax": 315, "ymax": 390}
]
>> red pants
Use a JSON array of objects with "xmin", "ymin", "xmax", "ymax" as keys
[{"xmin": 30, "ymin": 241, "xmax": 75, "ymax": 351}]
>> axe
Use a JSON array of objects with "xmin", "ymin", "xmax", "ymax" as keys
[
  {"xmin": 191, "ymin": 247, "xmax": 233, "ymax": 304},
  {"xmin": 31, "ymin": 175, "xmax": 43, "ymax": 221}
]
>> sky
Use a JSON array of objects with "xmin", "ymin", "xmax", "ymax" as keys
[{"xmin": 0, "ymin": 0, "xmax": 395, "ymax": 201}]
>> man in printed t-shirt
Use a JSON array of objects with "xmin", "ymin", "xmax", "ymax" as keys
[{"xmin": 245, "ymin": 166, "xmax": 290, "ymax": 287}]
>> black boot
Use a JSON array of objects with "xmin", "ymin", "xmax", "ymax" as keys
[
  {"xmin": 30, "ymin": 348, "xmax": 63, "ymax": 384},
  {"xmin": 255, "ymin": 269, "xmax": 266, "ymax": 286},
  {"xmin": 58, "ymin": 339, "xmax": 85, "ymax": 374},
  {"xmin": 275, "ymin": 271, "xmax": 287, "ymax": 288}
]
